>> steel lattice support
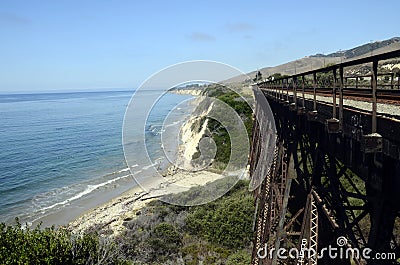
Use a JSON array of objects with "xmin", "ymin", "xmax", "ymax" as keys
[
  {"xmin": 298, "ymin": 191, "xmax": 318, "ymax": 265},
  {"xmin": 251, "ymin": 108, "xmax": 300, "ymax": 265},
  {"xmin": 250, "ymin": 97, "xmax": 400, "ymax": 265},
  {"xmin": 251, "ymin": 50, "xmax": 400, "ymax": 265}
]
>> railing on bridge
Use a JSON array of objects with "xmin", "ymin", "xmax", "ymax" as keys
[{"xmin": 257, "ymin": 49, "xmax": 400, "ymax": 153}]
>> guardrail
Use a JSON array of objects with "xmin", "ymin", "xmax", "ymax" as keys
[{"xmin": 257, "ymin": 49, "xmax": 400, "ymax": 142}]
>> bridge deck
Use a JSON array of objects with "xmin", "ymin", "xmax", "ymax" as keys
[
  {"xmin": 262, "ymin": 89, "xmax": 400, "ymax": 160},
  {"xmin": 263, "ymin": 89, "xmax": 400, "ymax": 121}
]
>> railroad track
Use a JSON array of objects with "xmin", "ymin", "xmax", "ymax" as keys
[
  {"xmin": 261, "ymin": 86, "xmax": 400, "ymax": 104},
  {"xmin": 310, "ymin": 87, "xmax": 400, "ymax": 101}
]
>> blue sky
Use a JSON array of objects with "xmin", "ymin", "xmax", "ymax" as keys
[{"xmin": 0, "ymin": 0, "xmax": 399, "ymax": 92}]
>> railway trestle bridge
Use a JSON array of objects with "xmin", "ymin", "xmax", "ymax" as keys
[{"xmin": 250, "ymin": 49, "xmax": 400, "ymax": 265}]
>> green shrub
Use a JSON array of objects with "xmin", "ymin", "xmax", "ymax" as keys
[
  {"xmin": 226, "ymin": 249, "xmax": 251, "ymax": 265},
  {"xmin": 185, "ymin": 180, "xmax": 255, "ymax": 249},
  {"xmin": 146, "ymin": 222, "xmax": 182, "ymax": 257},
  {"xmin": 181, "ymin": 238, "xmax": 231, "ymax": 265},
  {"xmin": 0, "ymin": 220, "xmax": 120, "ymax": 265}
]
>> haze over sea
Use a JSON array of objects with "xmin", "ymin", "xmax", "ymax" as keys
[{"xmin": 0, "ymin": 90, "xmax": 193, "ymax": 226}]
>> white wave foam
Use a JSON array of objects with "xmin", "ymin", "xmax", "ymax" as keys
[
  {"xmin": 142, "ymin": 163, "xmax": 157, "ymax": 170},
  {"xmin": 132, "ymin": 169, "xmax": 143, "ymax": 176},
  {"xmin": 118, "ymin": 164, "xmax": 138, "ymax": 173},
  {"xmin": 164, "ymin": 120, "xmax": 181, "ymax": 128},
  {"xmin": 38, "ymin": 174, "xmax": 131, "ymax": 212}
]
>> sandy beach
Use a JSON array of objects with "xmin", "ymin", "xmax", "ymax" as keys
[
  {"xmin": 68, "ymin": 94, "xmax": 222, "ymax": 236},
  {"xmin": 68, "ymin": 169, "xmax": 224, "ymax": 236}
]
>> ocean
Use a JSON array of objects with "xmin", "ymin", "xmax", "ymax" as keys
[{"xmin": 0, "ymin": 90, "xmax": 194, "ymax": 226}]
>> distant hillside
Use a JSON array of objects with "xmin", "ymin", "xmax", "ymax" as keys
[
  {"xmin": 225, "ymin": 37, "xmax": 400, "ymax": 84},
  {"xmin": 312, "ymin": 37, "xmax": 400, "ymax": 59},
  {"xmin": 225, "ymin": 56, "xmax": 342, "ymax": 84}
]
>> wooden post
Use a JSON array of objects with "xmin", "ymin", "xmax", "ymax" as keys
[
  {"xmin": 398, "ymin": 75, "xmax": 400, "ymax": 90},
  {"xmin": 313, "ymin": 72, "xmax": 317, "ymax": 111},
  {"xmin": 279, "ymin": 79, "xmax": 281, "ymax": 100},
  {"xmin": 332, "ymin": 69, "xmax": 337, "ymax": 119},
  {"xmin": 371, "ymin": 60, "xmax": 378, "ymax": 133},
  {"xmin": 302, "ymin": 75, "xmax": 305, "ymax": 108},
  {"xmin": 277, "ymin": 80, "xmax": 280, "ymax": 100},
  {"xmin": 276, "ymin": 80, "xmax": 279, "ymax": 99},
  {"xmin": 269, "ymin": 80, "xmax": 272, "ymax": 97},
  {"xmin": 339, "ymin": 66, "xmax": 344, "ymax": 130},
  {"xmin": 326, "ymin": 68, "xmax": 340, "ymax": 133},
  {"xmin": 293, "ymin": 76, "xmax": 297, "ymax": 108},
  {"xmin": 286, "ymin": 78, "xmax": 289, "ymax": 102},
  {"xmin": 390, "ymin": 73, "xmax": 394, "ymax": 90}
]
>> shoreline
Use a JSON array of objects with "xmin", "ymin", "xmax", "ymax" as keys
[
  {"xmin": 24, "ymin": 92, "xmax": 197, "ymax": 229},
  {"xmin": 68, "ymin": 94, "xmax": 219, "ymax": 236},
  {"xmin": 68, "ymin": 169, "xmax": 224, "ymax": 236}
]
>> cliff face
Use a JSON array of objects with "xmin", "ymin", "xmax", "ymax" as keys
[
  {"xmin": 175, "ymin": 86, "xmax": 254, "ymax": 175},
  {"xmin": 175, "ymin": 96, "xmax": 213, "ymax": 171}
]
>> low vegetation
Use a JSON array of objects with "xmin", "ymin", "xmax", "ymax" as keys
[
  {"xmin": 0, "ymin": 179, "xmax": 254, "ymax": 264},
  {"xmin": 0, "ymin": 221, "xmax": 120, "ymax": 264},
  {"xmin": 120, "ymin": 178, "xmax": 254, "ymax": 264}
]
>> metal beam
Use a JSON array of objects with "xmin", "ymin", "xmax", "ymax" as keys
[{"xmin": 371, "ymin": 59, "xmax": 378, "ymax": 133}]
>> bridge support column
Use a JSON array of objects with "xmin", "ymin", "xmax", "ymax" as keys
[
  {"xmin": 367, "ymin": 197, "xmax": 397, "ymax": 264},
  {"xmin": 366, "ymin": 156, "xmax": 400, "ymax": 264}
]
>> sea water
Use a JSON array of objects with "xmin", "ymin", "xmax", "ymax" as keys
[{"xmin": 0, "ymin": 90, "xmax": 193, "ymax": 226}]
